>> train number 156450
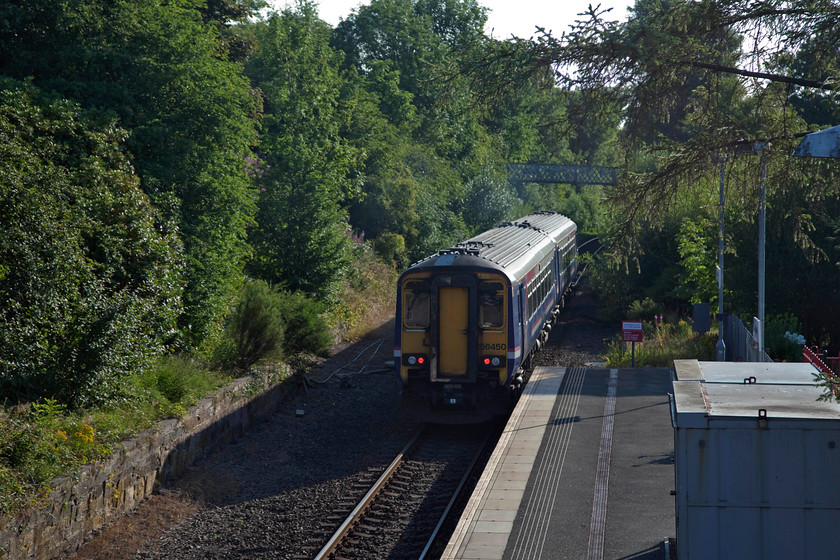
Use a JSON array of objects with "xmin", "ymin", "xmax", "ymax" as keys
[{"xmin": 479, "ymin": 343, "xmax": 507, "ymax": 350}]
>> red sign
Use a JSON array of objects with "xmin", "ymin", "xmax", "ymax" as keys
[{"xmin": 622, "ymin": 320, "xmax": 643, "ymax": 342}]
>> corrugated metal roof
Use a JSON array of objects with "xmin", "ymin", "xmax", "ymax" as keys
[
  {"xmin": 458, "ymin": 212, "xmax": 575, "ymax": 270},
  {"xmin": 403, "ymin": 212, "xmax": 576, "ymax": 282}
]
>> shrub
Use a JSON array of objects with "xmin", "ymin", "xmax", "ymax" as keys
[
  {"xmin": 156, "ymin": 357, "xmax": 221, "ymax": 404},
  {"xmin": 604, "ymin": 318, "xmax": 716, "ymax": 367},
  {"xmin": 273, "ymin": 290, "xmax": 332, "ymax": 358},
  {"xmin": 626, "ymin": 298, "xmax": 663, "ymax": 321},
  {"xmin": 227, "ymin": 280, "xmax": 287, "ymax": 372},
  {"xmin": 0, "ymin": 78, "xmax": 184, "ymax": 408},
  {"xmin": 220, "ymin": 280, "xmax": 333, "ymax": 373},
  {"xmin": 374, "ymin": 232, "xmax": 407, "ymax": 268},
  {"xmin": 764, "ymin": 313, "xmax": 805, "ymax": 362}
]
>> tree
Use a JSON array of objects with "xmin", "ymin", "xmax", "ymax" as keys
[
  {"xmin": 462, "ymin": 167, "xmax": 517, "ymax": 232},
  {"xmin": 0, "ymin": 78, "xmax": 183, "ymax": 407},
  {"xmin": 332, "ymin": 0, "xmax": 491, "ymax": 166},
  {"xmin": 245, "ymin": 2, "xmax": 361, "ymax": 299},
  {"xmin": 458, "ymin": 1, "xmax": 838, "ymax": 217},
  {"xmin": 675, "ymin": 217, "xmax": 718, "ymax": 304},
  {"xmin": 0, "ymin": 0, "xmax": 262, "ymax": 349}
]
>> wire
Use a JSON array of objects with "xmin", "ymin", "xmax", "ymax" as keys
[{"xmin": 306, "ymin": 338, "xmax": 387, "ymax": 384}]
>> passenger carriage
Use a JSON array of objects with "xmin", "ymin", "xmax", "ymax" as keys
[{"xmin": 394, "ymin": 212, "xmax": 578, "ymax": 422}]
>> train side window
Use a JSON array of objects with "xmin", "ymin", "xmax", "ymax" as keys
[
  {"xmin": 404, "ymin": 281, "xmax": 430, "ymax": 328},
  {"xmin": 479, "ymin": 282, "xmax": 504, "ymax": 328}
]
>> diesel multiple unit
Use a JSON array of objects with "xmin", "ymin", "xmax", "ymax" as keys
[{"xmin": 394, "ymin": 212, "xmax": 578, "ymax": 422}]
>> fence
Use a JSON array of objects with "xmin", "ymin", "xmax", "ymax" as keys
[{"xmin": 722, "ymin": 314, "xmax": 772, "ymax": 362}]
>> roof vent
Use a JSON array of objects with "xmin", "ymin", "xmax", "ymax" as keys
[
  {"xmin": 438, "ymin": 246, "xmax": 480, "ymax": 257},
  {"xmin": 464, "ymin": 240, "xmax": 494, "ymax": 249}
]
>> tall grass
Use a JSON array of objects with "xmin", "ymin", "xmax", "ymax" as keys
[
  {"xmin": 328, "ymin": 233, "xmax": 398, "ymax": 342},
  {"xmin": 604, "ymin": 318, "xmax": 717, "ymax": 367},
  {"xmin": 0, "ymin": 358, "xmax": 231, "ymax": 519}
]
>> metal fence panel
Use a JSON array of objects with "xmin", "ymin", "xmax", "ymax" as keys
[{"xmin": 723, "ymin": 314, "xmax": 772, "ymax": 362}]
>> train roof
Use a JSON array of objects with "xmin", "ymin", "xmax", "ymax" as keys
[{"xmin": 401, "ymin": 212, "xmax": 576, "ymax": 283}]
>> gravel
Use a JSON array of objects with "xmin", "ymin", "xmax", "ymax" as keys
[{"xmin": 68, "ymin": 280, "xmax": 615, "ymax": 560}]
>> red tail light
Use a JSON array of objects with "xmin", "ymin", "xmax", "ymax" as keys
[
  {"xmin": 480, "ymin": 355, "xmax": 505, "ymax": 368},
  {"xmin": 403, "ymin": 354, "xmax": 428, "ymax": 367}
]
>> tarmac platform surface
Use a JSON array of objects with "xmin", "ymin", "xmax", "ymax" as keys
[{"xmin": 443, "ymin": 366, "xmax": 676, "ymax": 560}]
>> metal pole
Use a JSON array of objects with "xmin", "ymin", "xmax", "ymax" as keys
[
  {"xmin": 757, "ymin": 147, "xmax": 767, "ymax": 359},
  {"xmin": 716, "ymin": 158, "xmax": 726, "ymax": 361}
]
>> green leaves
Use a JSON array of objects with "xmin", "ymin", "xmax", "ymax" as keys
[
  {"xmin": 223, "ymin": 280, "xmax": 331, "ymax": 372},
  {"xmin": 0, "ymin": 0, "xmax": 262, "ymax": 350},
  {"xmin": 675, "ymin": 216, "xmax": 718, "ymax": 305},
  {"xmin": 245, "ymin": 6, "xmax": 360, "ymax": 298},
  {"xmin": 0, "ymin": 78, "xmax": 183, "ymax": 407}
]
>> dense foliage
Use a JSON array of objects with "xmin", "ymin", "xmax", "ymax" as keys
[
  {"xmin": 245, "ymin": 5, "xmax": 361, "ymax": 299},
  {"xmin": 474, "ymin": 0, "xmax": 840, "ymax": 358},
  {"xmin": 2, "ymin": 0, "xmax": 839, "ymax": 410},
  {"xmin": 0, "ymin": 0, "xmax": 262, "ymax": 350},
  {"xmin": 0, "ymin": 79, "xmax": 183, "ymax": 407}
]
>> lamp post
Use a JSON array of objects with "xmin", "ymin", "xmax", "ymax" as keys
[
  {"xmin": 754, "ymin": 143, "xmax": 769, "ymax": 359},
  {"xmin": 716, "ymin": 157, "xmax": 726, "ymax": 362}
]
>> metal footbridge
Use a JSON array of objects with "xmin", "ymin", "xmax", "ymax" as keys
[{"xmin": 506, "ymin": 163, "xmax": 619, "ymax": 186}]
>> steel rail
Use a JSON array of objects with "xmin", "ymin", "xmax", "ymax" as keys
[
  {"xmin": 418, "ymin": 431, "xmax": 493, "ymax": 560},
  {"xmin": 313, "ymin": 427, "xmax": 424, "ymax": 560}
]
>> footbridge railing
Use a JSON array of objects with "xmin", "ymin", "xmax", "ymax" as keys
[{"xmin": 506, "ymin": 163, "xmax": 619, "ymax": 186}]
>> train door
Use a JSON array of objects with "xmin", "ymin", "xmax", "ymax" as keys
[
  {"xmin": 439, "ymin": 287, "xmax": 468, "ymax": 375},
  {"xmin": 431, "ymin": 275, "xmax": 477, "ymax": 381}
]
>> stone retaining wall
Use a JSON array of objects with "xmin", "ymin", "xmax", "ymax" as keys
[{"xmin": 0, "ymin": 372, "xmax": 292, "ymax": 560}]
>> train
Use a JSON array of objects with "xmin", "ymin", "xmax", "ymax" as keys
[{"xmin": 394, "ymin": 211, "xmax": 578, "ymax": 423}]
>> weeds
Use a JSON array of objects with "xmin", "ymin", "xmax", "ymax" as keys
[
  {"xmin": 0, "ymin": 359, "xmax": 230, "ymax": 520},
  {"xmin": 605, "ymin": 317, "xmax": 717, "ymax": 367},
  {"xmin": 0, "ymin": 399, "xmax": 110, "ymax": 516},
  {"xmin": 328, "ymin": 235, "xmax": 397, "ymax": 342}
]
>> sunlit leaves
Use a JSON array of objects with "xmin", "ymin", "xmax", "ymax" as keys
[
  {"xmin": 245, "ymin": 3, "xmax": 360, "ymax": 299},
  {"xmin": 0, "ymin": 79, "xmax": 184, "ymax": 407}
]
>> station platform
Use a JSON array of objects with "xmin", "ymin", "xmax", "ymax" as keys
[{"xmin": 443, "ymin": 366, "xmax": 676, "ymax": 560}]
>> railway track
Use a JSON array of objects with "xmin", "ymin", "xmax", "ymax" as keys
[{"xmin": 304, "ymin": 423, "xmax": 499, "ymax": 560}]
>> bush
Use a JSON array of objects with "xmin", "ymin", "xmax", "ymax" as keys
[
  {"xmin": 226, "ymin": 280, "xmax": 287, "ymax": 371},
  {"xmin": 604, "ymin": 318, "xmax": 716, "ymax": 367},
  {"xmin": 158, "ymin": 357, "xmax": 223, "ymax": 403},
  {"xmin": 374, "ymin": 232, "xmax": 407, "ymax": 268},
  {"xmin": 626, "ymin": 298, "xmax": 663, "ymax": 321},
  {"xmin": 221, "ymin": 280, "xmax": 332, "ymax": 373},
  {"xmin": 0, "ymin": 78, "xmax": 184, "ymax": 408},
  {"xmin": 273, "ymin": 290, "xmax": 332, "ymax": 358},
  {"xmin": 764, "ymin": 313, "xmax": 805, "ymax": 362}
]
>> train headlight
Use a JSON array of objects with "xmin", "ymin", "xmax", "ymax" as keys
[
  {"xmin": 481, "ymin": 355, "xmax": 506, "ymax": 368},
  {"xmin": 403, "ymin": 354, "xmax": 428, "ymax": 367}
]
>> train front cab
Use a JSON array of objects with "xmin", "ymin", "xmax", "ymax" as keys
[{"xmin": 396, "ymin": 270, "xmax": 514, "ymax": 423}]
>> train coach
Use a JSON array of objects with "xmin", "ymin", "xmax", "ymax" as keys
[{"xmin": 394, "ymin": 211, "xmax": 578, "ymax": 423}]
